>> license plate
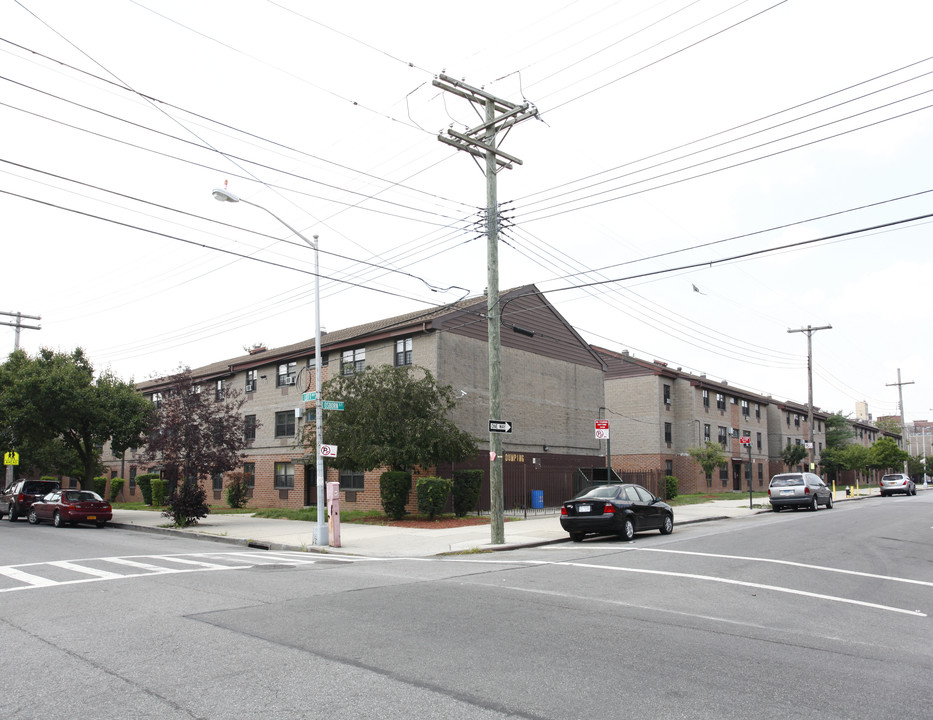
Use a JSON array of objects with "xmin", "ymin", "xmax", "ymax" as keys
[
  {"xmin": 578, "ymin": 505, "xmax": 591, "ymax": 513},
  {"xmin": 781, "ymin": 489, "xmax": 793, "ymax": 495},
  {"xmin": 87, "ymin": 515, "xmax": 96, "ymax": 520}
]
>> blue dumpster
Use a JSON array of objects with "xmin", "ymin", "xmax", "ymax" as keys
[{"xmin": 531, "ymin": 490, "xmax": 544, "ymax": 509}]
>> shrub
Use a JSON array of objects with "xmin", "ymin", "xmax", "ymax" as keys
[
  {"xmin": 664, "ymin": 475, "xmax": 679, "ymax": 501},
  {"xmin": 452, "ymin": 469, "xmax": 483, "ymax": 517},
  {"xmin": 93, "ymin": 476, "xmax": 107, "ymax": 497},
  {"xmin": 416, "ymin": 476, "xmax": 453, "ymax": 520},
  {"xmin": 151, "ymin": 478, "xmax": 166, "ymax": 507},
  {"xmin": 162, "ymin": 480, "xmax": 209, "ymax": 527},
  {"xmin": 225, "ymin": 471, "xmax": 250, "ymax": 509},
  {"xmin": 136, "ymin": 473, "xmax": 157, "ymax": 505},
  {"xmin": 380, "ymin": 470, "xmax": 412, "ymax": 520},
  {"xmin": 109, "ymin": 478, "xmax": 125, "ymax": 502}
]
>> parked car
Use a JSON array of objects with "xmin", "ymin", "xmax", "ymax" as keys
[
  {"xmin": 27, "ymin": 489, "xmax": 112, "ymax": 528},
  {"xmin": 768, "ymin": 472, "xmax": 833, "ymax": 512},
  {"xmin": 0, "ymin": 479, "xmax": 61, "ymax": 522},
  {"xmin": 560, "ymin": 483, "xmax": 674, "ymax": 542},
  {"xmin": 880, "ymin": 473, "xmax": 916, "ymax": 497}
]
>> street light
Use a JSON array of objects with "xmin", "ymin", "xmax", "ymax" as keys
[{"xmin": 212, "ymin": 188, "xmax": 328, "ymax": 546}]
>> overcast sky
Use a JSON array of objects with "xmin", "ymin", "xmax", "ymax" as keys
[{"xmin": 2, "ymin": 0, "xmax": 932, "ymax": 425}]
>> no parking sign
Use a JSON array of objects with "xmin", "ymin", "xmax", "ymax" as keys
[{"xmin": 320, "ymin": 444, "xmax": 338, "ymax": 458}]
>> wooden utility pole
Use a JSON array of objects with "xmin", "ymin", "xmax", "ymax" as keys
[
  {"xmin": 788, "ymin": 324, "xmax": 831, "ymax": 469},
  {"xmin": 886, "ymin": 368, "xmax": 914, "ymax": 473},
  {"xmin": 433, "ymin": 74, "xmax": 537, "ymax": 544}
]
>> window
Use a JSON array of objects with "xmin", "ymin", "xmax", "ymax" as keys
[
  {"xmin": 277, "ymin": 362, "xmax": 297, "ymax": 387},
  {"xmin": 718, "ymin": 426, "xmax": 728, "ymax": 448},
  {"xmin": 152, "ymin": 392, "xmax": 162, "ymax": 409},
  {"xmin": 243, "ymin": 462, "xmax": 255, "ymax": 489},
  {"xmin": 716, "ymin": 393, "xmax": 726, "ymax": 410},
  {"xmin": 786, "ymin": 413, "xmax": 791, "ymax": 427},
  {"xmin": 818, "ymin": 442, "xmax": 823, "ymax": 453},
  {"xmin": 246, "ymin": 369, "xmax": 257, "ymax": 393},
  {"xmin": 756, "ymin": 432, "xmax": 762, "ymax": 450},
  {"xmin": 794, "ymin": 414, "xmax": 801, "ymax": 428},
  {"xmin": 212, "ymin": 473, "xmax": 223, "ymax": 492},
  {"xmin": 786, "ymin": 437, "xmax": 792, "ymax": 447},
  {"xmin": 341, "ymin": 348, "xmax": 365, "ymax": 375},
  {"xmin": 719, "ymin": 464, "xmax": 728, "ymax": 480},
  {"xmin": 275, "ymin": 410, "xmax": 296, "ymax": 437},
  {"xmin": 743, "ymin": 429, "xmax": 751, "ymax": 441},
  {"xmin": 395, "ymin": 338, "xmax": 412, "ymax": 367},
  {"xmin": 129, "ymin": 466, "xmax": 137, "ymax": 490},
  {"xmin": 274, "ymin": 462, "xmax": 294, "ymax": 489},
  {"xmin": 755, "ymin": 403, "xmax": 761, "ymax": 419},
  {"xmin": 665, "ymin": 460, "xmax": 673, "ymax": 476},
  {"xmin": 741, "ymin": 399, "xmax": 749, "ymax": 417},
  {"xmin": 244, "ymin": 414, "xmax": 256, "ymax": 441},
  {"xmin": 304, "ymin": 407, "xmax": 316, "ymax": 424},
  {"xmin": 663, "ymin": 384, "xmax": 671, "ymax": 405},
  {"xmin": 339, "ymin": 469, "xmax": 365, "ymax": 490},
  {"xmin": 702, "ymin": 389, "xmax": 709, "ymax": 408},
  {"xmin": 215, "ymin": 379, "xmax": 225, "ymax": 402},
  {"xmin": 795, "ymin": 438, "xmax": 801, "ymax": 445},
  {"xmin": 703, "ymin": 424, "xmax": 711, "ymax": 443},
  {"xmin": 664, "ymin": 422, "xmax": 672, "ymax": 443},
  {"xmin": 757, "ymin": 464, "xmax": 763, "ymax": 483}
]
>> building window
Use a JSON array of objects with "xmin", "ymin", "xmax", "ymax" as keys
[
  {"xmin": 304, "ymin": 407, "xmax": 316, "ymax": 425},
  {"xmin": 719, "ymin": 464, "xmax": 728, "ymax": 480},
  {"xmin": 755, "ymin": 403, "xmax": 761, "ymax": 419},
  {"xmin": 341, "ymin": 348, "xmax": 366, "ymax": 376},
  {"xmin": 716, "ymin": 393, "xmax": 726, "ymax": 410},
  {"xmin": 794, "ymin": 414, "xmax": 801, "ymax": 428},
  {"xmin": 786, "ymin": 437, "xmax": 792, "ymax": 448},
  {"xmin": 741, "ymin": 399, "xmax": 749, "ymax": 417},
  {"xmin": 243, "ymin": 462, "xmax": 255, "ymax": 489},
  {"xmin": 274, "ymin": 462, "xmax": 294, "ymax": 489},
  {"xmin": 703, "ymin": 424, "xmax": 711, "ymax": 443},
  {"xmin": 277, "ymin": 362, "xmax": 297, "ymax": 387},
  {"xmin": 664, "ymin": 422, "xmax": 672, "ymax": 443},
  {"xmin": 702, "ymin": 389, "xmax": 709, "ymax": 408},
  {"xmin": 275, "ymin": 410, "xmax": 295, "ymax": 437},
  {"xmin": 244, "ymin": 414, "xmax": 256, "ymax": 441},
  {"xmin": 339, "ymin": 469, "xmax": 365, "ymax": 490},
  {"xmin": 212, "ymin": 473, "xmax": 223, "ymax": 492},
  {"xmin": 152, "ymin": 392, "xmax": 162, "ymax": 409},
  {"xmin": 215, "ymin": 379, "xmax": 225, "ymax": 402},
  {"xmin": 756, "ymin": 432, "xmax": 762, "ymax": 450},
  {"xmin": 246, "ymin": 369, "xmax": 257, "ymax": 393},
  {"xmin": 743, "ymin": 430, "xmax": 751, "ymax": 442},
  {"xmin": 665, "ymin": 460, "xmax": 673, "ymax": 476},
  {"xmin": 758, "ymin": 464, "xmax": 763, "ymax": 483},
  {"xmin": 786, "ymin": 413, "xmax": 791, "ymax": 427},
  {"xmin": 129, "ymin": 466, "xmax": 137, "ymax": 490},
  {"xmin": 718, "ymin": 426, "xmax": 728, "ymax": 448},
  {"xmin": 395, "ymin": 338, "xmax": 413, "ymax": 367},
  {"xmin": 795, "ymin": 438, "xmax": 801, "ymax": 445},
  {"xmin": 663, "ymin": 384, "xmax": 671, "ymax": 405}
]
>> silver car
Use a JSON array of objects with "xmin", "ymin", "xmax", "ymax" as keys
[
  {"xmin": 768, "ymin": 472, "xmax": 834, "ymax": 512},
  {"xmin": 880, "ymin": 473, "xmax": 916, "ymax": 497}
]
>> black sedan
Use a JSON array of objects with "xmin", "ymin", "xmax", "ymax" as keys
[{"xmin": 560, "ymin": 483, "xmax": 674, "ymax": 542}]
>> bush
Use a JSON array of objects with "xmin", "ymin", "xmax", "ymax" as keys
[
  {"xmin": 162, "ymin": 481, "xmax": 209, "ymax": 527},
  {"xmin": 93, "ymin": 476, "xmax": 107, "ymax": 497},
  {"xmin": 136, "ymin": 473, "xmax": 157, "ymax": 505},
  {"xmin": 380, "ymin": 470, "xmax": 412, "ymax": 520},
  {"xmin": 416, "ymin": 476, "xmax": 453, "ymax": 520},
  {"xmin": 452, "ymin": 469, "xmax": 483, "ymax": 517},
  {"xmin": 109, "ymin": 478, "xmax": 125, "ymax": 502},
  {"xmin": 664, "ymin": 475, "xmax": 679, "ymax": 501},
  {"xmin": 151, "ymin": 478, "xmax": 166, "ymax": 507},
  {"xmin": 225, "ymin": 471, "xmax": 250, "ymax": 509}
]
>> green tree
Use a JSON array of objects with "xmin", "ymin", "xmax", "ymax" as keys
[
  {"xmin": 818, "ymin": 445, "xmax": 846, "ymax": 482},
  {"xmin": 687, "ymin": 443, "xmax": 729, "ymax": 490},
  {"xmin": 907, "ymin": 454, "xmax": 926, "ymax": 479},
  {"xmin": 869, "ymin": 436, "xmax": 908, "ymax": 472},
  {"xmin": 841, "ymin": 444, "xmax": 872, "ymax": 479},
  {"xmin": 144, "ymin": 367, "xmax": 250, "ymax": 494},
  {"xmin": 875, "ymin": 417, "xmax": 902, "ymax": 436},
  {"xmin": 312, "ymin": 365, "xmax": 478, "ymax": 473},
  {"xmin": 0, "ymin": 348, "xmax": 155, "ymax": 488},
  {"xmin": 824, "ymin": 412, "xmax": 854, "ymax": 449},
  {"xmin": 781, "ymin": 443, "xmax": 808, "ymax": 470}
]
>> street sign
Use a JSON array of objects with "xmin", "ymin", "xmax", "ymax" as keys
[
  {"xmin": 739, "ymin": 436, "xmax": 751, "ymax": 445},
  {"xmin": 595, "ymin": 420, "xmax": 609, "ymax": 440},
  {"xmin": 302, "ymin": 392, "xmax": 317, "ymax": 402},
  {"xmin": 322, "ymin": 401, "xmax": 344, "ymax": 411},
  {"xmin": 3, "ymin": 451, "xmax": 19, "ymax": 466},
  {"xmin": 320, "ymin": 444, "xmax": 338, "ymax": 457},
  {"xmin": 489, "ymin": 420, "xmax": 512, "ymax": 433}
]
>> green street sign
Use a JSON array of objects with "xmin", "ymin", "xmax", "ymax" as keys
[
  {"xmin": 302, "ymin": 392, "xmax": 317, "ymax": 402},
  {"xmin": 322, "ymin": 400, "xmax": 344, "ymax": 411}
]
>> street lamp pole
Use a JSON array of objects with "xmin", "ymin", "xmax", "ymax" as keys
[{"xmin": 212, "ymin": 188, "xmax": 328, "ymax": 546}]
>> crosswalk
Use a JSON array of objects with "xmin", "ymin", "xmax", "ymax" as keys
[{"xmin": 0, "ymin": 551, "xmax": 339, "ymax": 593}]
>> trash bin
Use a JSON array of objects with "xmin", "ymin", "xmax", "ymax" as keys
[{"xmin": 531, "ymin": 489, "xmax": 544, "ymax": 509}]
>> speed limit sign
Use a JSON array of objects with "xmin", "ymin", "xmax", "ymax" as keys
[{"xmin": 320, "ymin": 444, "xmax": 338, "ymax": 457}]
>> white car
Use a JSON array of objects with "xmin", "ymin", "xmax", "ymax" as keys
[{"xmin": 880, "ymin": 473, "xmax": 916, "ymax": 497}]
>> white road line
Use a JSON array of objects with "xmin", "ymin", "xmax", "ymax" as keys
[
  {"xmin": 0, "ymin": 566, "xmax": 58, "ymax": 587},
  {"xmin": 46, "ymin": 561, "xmax": 124, "ymax": 580},
  {"xmin": 102, "ymin": 557, "xmax": 175, "ymax": 572},
  {"xmin": 157, "ymin": 556, "xmax": 238, "ymax": 569}
]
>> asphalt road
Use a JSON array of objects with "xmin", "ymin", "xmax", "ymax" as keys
[{"xmin": 2, "ymin": 494, "xmax": 931, "ymax": 719}]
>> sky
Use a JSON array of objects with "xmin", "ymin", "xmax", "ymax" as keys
[{"xmin": 2, "ymin": 0, "xmax": 932, "ymax": 425}]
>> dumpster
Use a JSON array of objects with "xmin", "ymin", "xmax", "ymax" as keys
[{"xmin": 531, "ymin": 489, "xmax": 544, "ymax": 509}]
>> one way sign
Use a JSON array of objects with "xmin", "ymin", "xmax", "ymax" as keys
[{"xmin": 489, "ymin": 420, "xmax": 513, "ymax": 433}]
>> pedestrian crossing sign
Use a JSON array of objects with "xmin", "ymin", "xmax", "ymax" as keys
[{"xmin": 4, "ymin": 451, "xmax": 18, "ymax": 466}]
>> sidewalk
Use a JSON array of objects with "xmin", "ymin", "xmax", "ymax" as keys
[{"xmin": 109, "ymin": 489, "xmax": 891, "ymax": 558}]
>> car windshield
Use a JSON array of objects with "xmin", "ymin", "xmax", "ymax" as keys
[
  {"xmin": 573, "ymin": 485, "xmax": 620, "ymax": 500},
  {"xmin": 63, "ymin": 491, "xmax": 103, "ymax": 502},
  {"xmin": 771, "ymin": 475, "xmax": 804, "ymax": 487}
]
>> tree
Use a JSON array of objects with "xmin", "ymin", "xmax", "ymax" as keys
[
  {"xmin": 824, "ymin": 412, "xmax": 854, "ymax": 449},
  {"xmin": 907, "ymin": 454, "xmax": 926, "ymax": 479},
  {"xmin": 310, "ymin": 365, "xmax": 478, "ymax": 473},
  {"xmin": 841, "ymin": 444, "xmax": 872, "ymax": 480},
  {"xmin": 818, "ymin": 445, "xmax": 846, "ymax": 482},
  {"xmin": 687, "ymin": 443, "xmax": 729, "ymax": 490},
  {"xmin": 875, "ymin": 417, "xmax": 902, "ymax": 436},
  {"xmin": 0, "ymin": 348, "xmax": 155, "ymax": 488},
  {"xmin": 869, "ymin": 436, "xmax": 908, "ymax": 472},
  {"xmin": 781, "ymin": 443, "xmax": 808, "ymax": 470},
  {"xmin": 144, "ymin": 367, "xmax": 250, "ymax": 493}
]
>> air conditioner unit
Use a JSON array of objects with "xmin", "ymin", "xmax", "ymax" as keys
[
  {"xmin": 245, "ymin": 382, "xmax": 254, "ymax": 392},
  {"xmin": 284, "ymin": 376, "xmax": 296, "ymax": 385},
  {"xmin": 664, "ymin": 398, "xmax": 671, "ymax": 405}
]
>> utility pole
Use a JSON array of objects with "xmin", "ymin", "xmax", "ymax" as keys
[
  {"xmin": 787, "ymin": 324, "xmax": 831, "ymax": 469},
  {"xmin": 886, "ymin": 368, "xmax": 914, "ymax": 473},
  {"xmin": 433, "ymin": 74, "xmax": 537, "ymax": 544},
  {"xmin": 1, "ymin": 311, "xmax": 41, "ymax": 351}
]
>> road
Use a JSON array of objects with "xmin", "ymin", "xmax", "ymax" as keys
[{"xmin": 2, "ymin": 495, "xmax": 931, "ymax": 719}]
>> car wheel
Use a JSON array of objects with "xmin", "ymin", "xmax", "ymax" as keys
[
  {"xmin": 619, "ymin": 517, "xmax": 635, "ymax": 541},
  {"xmin": 881, "ymin": 492, "xmax": 887, "ymax": 497},
  {"xmin": 811, "ymin": 496, "xmax": 819, "ymax": 512},
  {"xmin": 911, "ymin": 487, "xmax": 917, "ymax": 496},
  {"xmin": 7, "ymin": 507, "xmax": 17, "ymax": 522},
  {"xmin": 659, "ymin": 514, "xmax": 673, "ymax": 535},
  {"xmin": 53, "ymin": 512, "xmax": 64, "ymax": 528},
  {"xmin": 772, "ymin": 505, "xmax": 782, "ymax": 513},
  {"xmin": 569, "ymin": 532, "xmax": 584, "ymax": 543},
  {"xmin": 826, "ymin": 495, "xmax": 834, "ymax": 509},
  {"xmin": 27, "ymin": 509, "xmax": 39, "ymax": 525},
  {"xmin": 95, "ymin": 521, "xmax": 106, "ymax": 529}
]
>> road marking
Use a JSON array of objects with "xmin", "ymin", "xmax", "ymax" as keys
[
  {"xmin": 0, "ymin": 566, "xmax": 58, "ymax": 587},
  {"xmin": 47, "ymin": 560, "xmax": 123, "ymax": 579}
]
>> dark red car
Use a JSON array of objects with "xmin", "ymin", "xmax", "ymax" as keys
[{"xmin": 27, "ymin": 489, "xmax": 112, "ymax": 528}]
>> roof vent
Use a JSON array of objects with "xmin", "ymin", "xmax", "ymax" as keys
[{"xmin": 247, "ymin": 344, "xmax": 267, "ymax": 355}]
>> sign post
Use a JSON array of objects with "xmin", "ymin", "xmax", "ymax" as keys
[
  {"xmin": 739, "ymin": 436, "xmax": 752, "ymax": 508},
  {"xmin": 595, "ymin": 420, "xmax": 610, "ymax": 483}
]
